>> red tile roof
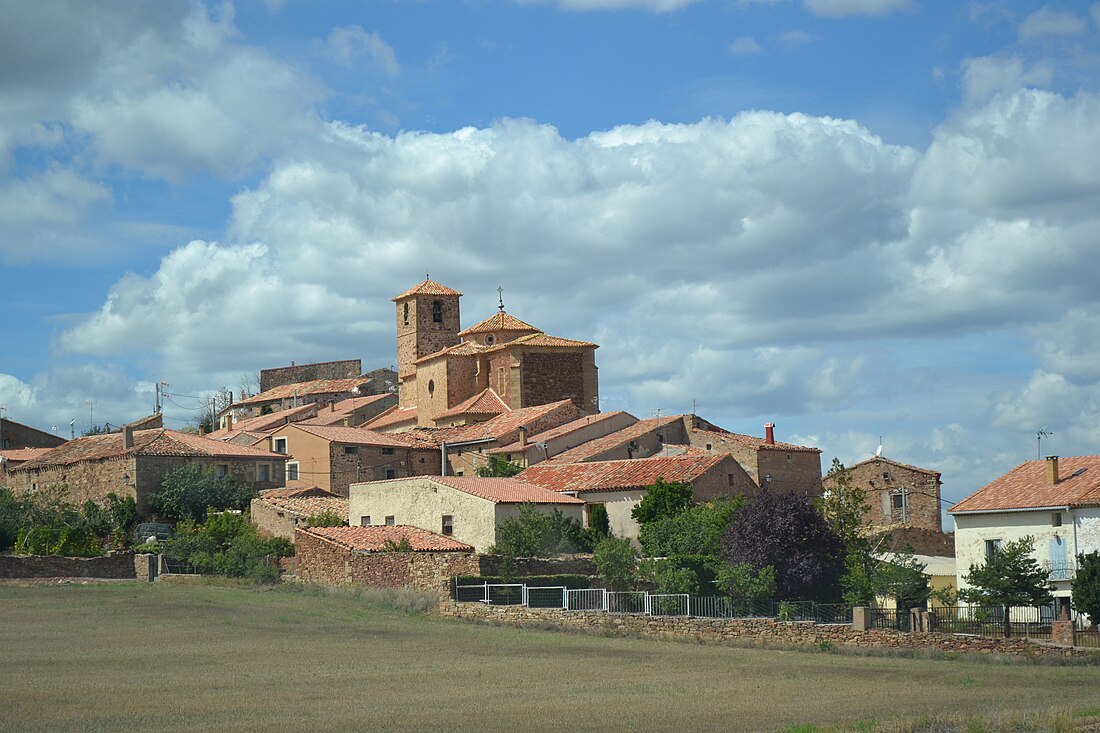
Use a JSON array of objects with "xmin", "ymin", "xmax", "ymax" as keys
[
  {"xmin": 391, "ymin": 279, "xmax": 463, "ymax": 301},
  {"xmin": 848, "ymin": 455, "xmax": 941, "ymax": 478},
  {"xmin": 13, "ymin": 429, "xmax": 286, "ymax": 471},
  {"xmin": 413, "ymin": 341, "xmax": 486, "ymax": 365},
  {"xmin": 0, "ymin": 448, "xmax": 53, "ymax": 463},
  {"xmin": 208, "ymin": 402, "xmax": 318, "ymax": 439},
  {"xmin": 483, "ymin": 332, "xmax": 597, "ymax": 352},
  {"xmin": 434, "ymin": 399, "xmax": 580, "ymax": 444},
  {"xmin": 521, "ymin": 454, "xmax": 729, "ymax": 494},
  {"xmin": 362, "ymin": 406, "xmax": 419, "ymax": 431},
  {"xmin": 279, "ymin": 423, "xmax": 427, "ymax": 448},
  {"xmin": 236, "ymin": 378, "xmax": 371, "ymax": 407},
  {"xmin": 691, "ymin": 427, "xmax": 821, "ymax": 453},
  {"xmin": 491, "ymin": 411, "xmax": 635, "ymax": 455},
  {"xmin": 255, "ymin": 487, "xmax": 348, "ymax": 518},
  {"xmin": 545, "ymin": 415, "xmax": 684, "ymax": 464},
  {"xmin": 435, "ymin": 388, "xmax": 509, "ymax": 421},
  {"xmin": 428, "ymin": 476, "xmax": 583, "ymax": 504},
  {"xmin": 458, "ymin": 311, "xmax": 541, "ymax": 337},
  {"xmin": 300, "ymin": 525, "xmax": 473, "ymax": 552},
  {"xmin": 950, "ymin": 457, "xmax": 1100, "ymax": 513},
  {"xmin": 300, "ymin": 394, "xmax": 395, "ymax": 426}
]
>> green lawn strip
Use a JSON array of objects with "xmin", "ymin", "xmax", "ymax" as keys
[{"xmin": 1, "ymin": 582, "xmax": 1098, "ymax": 733}]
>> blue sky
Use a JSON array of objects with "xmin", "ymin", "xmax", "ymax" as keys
[{"xmin": 2, "ymin": 0, "xmax": 1100, "ymax": 514}]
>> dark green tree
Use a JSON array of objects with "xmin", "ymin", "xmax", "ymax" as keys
[
  {"xmin": 1072, "ymin": 551, "xmax": 1100, "ymax": 630},
  {"xmin": 149, "ymin": 463, "xmax": 254, "ymax": 522},
  {"xmin": 305, "ymin": 509, "xmax": 346, "ymax": 528},
  {"xmin": 163, "ymin": 510, "xmax": 292, "ymax": 583},
  {"xmin": 874, "ymin": 547, "xmax": 931, "ymax": 610},
  {"xmin": 630, "ymin": 478, "xmax": 693, "ymax": 524},
  {"xmin": 593, "ymin": 536, "xmax": 637, "ymax": 591},
  {"xmin": 638, "ymin": 497, "xmax": 739, "ymax": 557},
  {"xmin": 488, "ymin": 504, "xmax": 589, "ymax": 557},
  {"xmin": 475, "ymin": 455, "xmax": 524, "ymax": 478},
  {"xmin": 821, "ymin": 459, "xmax": 876, "ymax": 605},
  {"xmin": 960, "ymin": 536, "xmax": 1053, "ymax": 637}
]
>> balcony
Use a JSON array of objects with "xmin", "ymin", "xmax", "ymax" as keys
[{"xmin": 1045, "ymin": 561, "xmax": 1076, "ymax": 581}]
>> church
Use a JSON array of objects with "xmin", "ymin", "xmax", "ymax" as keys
[{"xmin": 390, "ymin": 278, "xmax": 599, "ymax": 428}]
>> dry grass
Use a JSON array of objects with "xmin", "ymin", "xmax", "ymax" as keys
[{"xmin": 1, "ymin": 581, "xmax": 1098, "ymax": 733}]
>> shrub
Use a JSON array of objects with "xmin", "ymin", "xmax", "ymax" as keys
[
  {"xmin": 306, "ymin": 509, "xmax": 346, "ymax": 528},
  {"xmin": 630, "ymin": 478, "xmax": 693, "ymax": 524},
  {"xmin": 162, "ymin": 510, "xmax": 293, "ymax": 583},
  {"xmin": 1073, "ymin": 552, "xmax": 1100, "ymax": 627},
  {"xmin": 489, "ymin": 504, "xmax": 591, "ymax": 557},
  {"xmin": 149, "ymin": 464, "xmax": 254, "ymax": 522},
  {"xmin": 715, "ymin": 562, "xmax": 777, "ymax": 601},
  {"xmin": 593, "ymin": 536, "xmax": 637, "ymax": 591},
  {"xmin": 4, "ymin": 486, "xmax": 139, "ymax": 556},
  {"xmin": 638, "ymin": 498, "xmax": 739, "ymax": 557}
]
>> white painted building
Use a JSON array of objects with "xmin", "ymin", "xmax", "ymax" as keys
[{"xmin": 950, "ymin": 455, "xmax": 1100, "ymax": 620}]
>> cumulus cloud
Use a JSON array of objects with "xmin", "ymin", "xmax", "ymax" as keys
[
  {"xmin": 0, "ymin": 366, "xmax": 156, "ymax": 436},
  {"xmin": 729, "ymin": 36, "xmax": 763, "ymax": 55},
  {"xmin": 1017, "ymin": 6, "xmax": 1087, "ymax": 42},
  {"xmin": 323, "ymin": 25, "xmax": 400, "ymax": 76},
  {"xmin": 803, "ymin": 0, "xmax": 914, "ymax": 18}
]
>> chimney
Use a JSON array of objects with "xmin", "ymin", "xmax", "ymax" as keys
[
  {"xmin": 519, "ymin": 425, "xmax": 528, "ymax": 447},
  {"xmin": 123, "ymin": 425, "xmax": 134, "ymax": 449},
  {"xmin": 764, "ymin": 422, "xmax": 775, "ymax": 445},
  {"xmin": 1047, "ymin": 455, "xmax": 1060, "ymax": 485},
  {"xmin": 226, "ymin": 414, "xmax": 234, "ymax": 432},
  {"xmin": 331, "ymin": 401, "xmax": 336, "ymax": 412}
]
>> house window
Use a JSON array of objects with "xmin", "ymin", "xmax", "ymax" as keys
[
  {"xmin": 360, "ymin": 516, "xmax": 371, "ymax": 526},
  {"xmin": 706, "ymin": 443, "xmax": 713, "ymax": 451},
  {"xmin": 403, "ymin": 302, "xmax": 409, "ymax": 326},
  {"xmin": 258, "ymin": 464, "xmax": 270, "ymax": 482},
  {"xmin": 657, "ymin": 433, "xmax": 665, "ymax": 443},
  {"xmin": 456, "ymin": 470, "xmax": 464, "ymax": 476},
  {"xmin": 432, "ymin": 300, "xmax": 442, "ymax": 323},
  {"xmin": 385, "ymin": 468, "xmax": 397, "ymax": 479},
  {"xmin": 344, "ymin": 445, "xmax": 358, "ymax": 455},
  {"xmin": 498, "ymin": 368, "xmax": 505, "ymax": 390},
  {"xmin": 505, "ymin": 453, "xmax": 512, "ymax": 461},
  {"xmin": 287, "ymin": 462, "xmax": 300, "ymax": 481},
  {"xmin": 428, "ymin": 380, "xmax": 435, "ymax": 397},
  {"xmin": 985, "ymin": 539, "xmax": 1002, "ymax": 559},
  {"xmin": 385, "ymin": 515, "xmax": 395, "ymax": 526},
  {"xmin": 273, "ymin": 437, "xmax": 287, "ymax": 454},
  {"xmin": 215, "ymin": 464, "xmax": 229, "ymax": 478},
  {"xmin": 727, "ymin": 474, "xmax": 735, "ymax": 487},
  {"xmin": 441, "ymin": 515, "xmax": 453, "ymax": 535},
  {"xmin": 1052, "ymin": 512, "xmax": 1063, "ymax": 527},
  {"xmin": 890, "ymin": 493, "xmax": 905, "ymax": 511},
  {"xmin": 381, "ymin": 447, "xmax": 395, "ymax": 456},
  {"xmin": 486, "ymin": 334, "xmax": 495, "ymax": 345}
]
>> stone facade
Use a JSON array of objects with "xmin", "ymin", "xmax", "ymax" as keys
[
  {"xmin": 438, "ymin": 602, "xmax": 1085, "ymax": 658},
  {"xmin": 521, "ymin": 351, "xmax": 589, "ymax": 411},
  {"xmin": 835, "ymin": 457, "xmax": 943, "ymax": 531},
  {"xmin": 260, "ymin": 359, "xmax": 363, "ymax": 393},
  {"xmin": 395, "ymin": 292, "xmax": 462, "ymax": 383},
  {"xmin": 0, "ymin": 551, "xmax": 136, "ymax": 579},
  {"xmin": 477, "ymin": 554, "xmax": 596, "ymax": 577},
  {"xmin": 294, "ymin": 528, "xmax": 478, "ymax": 591},
  {"xmin": 0, "ymin": 418, "xmax": 66, "ymax": 450}
]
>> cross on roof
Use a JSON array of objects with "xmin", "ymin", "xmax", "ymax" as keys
[{"xmin": 497, "ymin": 286, "xmax": 505, "ymax": 312}]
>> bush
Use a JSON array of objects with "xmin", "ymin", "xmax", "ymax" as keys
[
  {"xmin": 488, "ymin": 504, "xmax": 591, "ymax": 557},
  {"xmin": 456, "ymin": 574, "xmax": 591, "ymax": 589},
  {"xmin": 715, "ymin": 563, "xmax": 777, "ymax": 601},
  {"xmin": 162, "ymin": 510, "xmax": 293, "ymax": 583},
  {"xmin": 1073, "ymin": 551, "xmax": 1100, "ymax": 626},
  {"xmin": 3, "ymin": 486, "xmax": 139, "ymax": 556},
  {"xmin": 630, "ymin": 478, "xmax": 693, "ymax": 524},
  {"xmin": 638, "ymin": 498, "xmax": 739, "ymax": 557},
  {"xmin": 593, "ymin": 536, "xmax": 637, "ymax": 591},
  {"xmin": 306, "ymin": 509, "xmax": 346, "ymax": 528},
  {"xmin": 149, "ymin": 464, "xmax": 254, "ymax": 522}
]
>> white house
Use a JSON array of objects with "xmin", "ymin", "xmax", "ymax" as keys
[{"xmin": 950, "ymin": 455, "xmax": 1100, "ymax": 619}]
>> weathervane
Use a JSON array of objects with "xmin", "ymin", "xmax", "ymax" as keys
[{"xmin": 497, "ymin": 286, "xmax": 505, "ymax": 312}]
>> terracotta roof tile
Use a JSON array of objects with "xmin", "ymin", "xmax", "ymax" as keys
[
  {"xmin": 430, "ymin": 476, "xmax": 583, "ymax": 504},
  {"xmin": 0, "ymin": 448, "xmax": 54, "ymax": 463},
  {"xmin": 279, "ymin": 423, "xmax": 428, "ymax": 448},
  {"xmin": 255, "ymin": 487, "xmax": 348, "ymax": 518},
  {"xmin": 299, "ymin": 394, "xmax": 396, "ymax": 426},
  {"xmin": 458, "ymin": 311, "xmax": 541, "ymax": 337},
  {"xmin": 690, "ymin": 427, "xmax": 821, "ymax": 453},
  {"xmin": 521, "ymin": 454, "xmax": 729, "ymax": 494},
  {"xmin": 492, "ymin": 411, "xmax": 635, "ymax": 455},
  {"xmin": 362, "ymin": 406, "xmax": 419, "ymax": 431},
  {"xmin": 545, "ymin": 415, "xmax": 684, "ymax": 464},
  {"xmin": 13, "ymin": 429, "xmax": 285, "ymax": 471},
  {"xmin": 435, "ymin": 389, "xmax": 509, "ymax": 421},
  {"xmin": 433, "ymin": 399, "xmax": 580, "ymax": 444},
  {"xmin": 950, "ymin": 456, "xmax": 1100, "ymax": 513},
  {"xmin": 483, "ymin": 332, "xmax": 597, "ymax": 353},
  {"xmin": 208, "ymin": 403, "xmax": 318, "ymax": 439},
  {"xmin": 236, "ymin": 378, "xmax": 372, "ymax": 407},
  {"xmin": 391, "ymin": 279, "xmax": 463, "ymax": 301},
  {"xmin": 847, "ymin": 455, "xmax": 941, "ymax": 478},
  {"xmin": 414, "ymin": 341, "xmax": 486, "ymax": 364},
  {"xmin": 300, "ymin": 525, "xmax": 473, "ymax": 552}
]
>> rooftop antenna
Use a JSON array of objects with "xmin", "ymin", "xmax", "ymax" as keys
[
  {"xmin": 875, "ymin": 436, "xmax": 883, "ymax": 457},
  {"xmin": 1037, "ymin": 428, "xmax": 1052, "ymax": 461},
  {"xmin": 497, "ymin": 286, "xmax": 505, "ymax": 312},
  {"xmin": 85, "ymin": 400, "xmax": 96, "ymax": 431}
]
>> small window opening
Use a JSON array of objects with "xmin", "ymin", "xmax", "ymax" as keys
[
  {"xmin": 403, "ymin": 302, "xmax": 409, "ymax": 326},
  {"xmin": 343, "ymin": 445, "xmax": 358, "ymax": 455},
  {"xmin": 432, "ymin": 300, "xmax": 442, "ymax": 323},
  {"xmin": 385, "ymin": 515, "xmax": 395, "ymax": 526},
  {"xmin": 441, "ymin": 515, "xmax": 454, "ymax": 535},
  {"xmin": 360, "ymin": 516, "xmax": 371, "ymax": 526},
  {"xmin": 1052, "ymin": 512, "xmax": 1063, "ymax": 527},
  {"xmin": 985, "ymin": 539, "xmax": 1002, "ymax": 559},
  {"xmin": 385, "ymin": 468, "xmax": 397, "ymax": 479},
  {"xmin": 381, "ymin": 447, "xmax": 395, "ymax": 456}
]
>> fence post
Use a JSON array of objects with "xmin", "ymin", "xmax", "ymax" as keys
[
  {"xmin": 685, "ymin": 594, "xmax": 692, "ymax": 618},
  {"xmin": 644, "ymin": 591, "xmax": 651, "ymax": 616},
  {"xmin": 565, "ymin": 588, "xmax": 571, "ymax": 611},
  {"xmin": 602, "ymin": 588, "xmax": 609, "ymax": 612},
  {"xmin": 522, "ymin": 584, "xmax": 528, "ymax": 607},
  {"xmin": 852, "ymin": 607, "xmax": 870, "ymax": 631},
  {"xmin": 483, "ymin": 581, "xmax": 489, "ymax": 604}
]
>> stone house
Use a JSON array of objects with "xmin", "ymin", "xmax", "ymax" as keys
[
  {"xmin": 295, "ymin": 525, "xmax": 477, "ymax": 591},
  {"xmin": 391, "ymin": 279, "xmax": 600, "ymax": 427},
  {"xmin": 8, "ymin": 427, "xmax": 286, "ymax": 517},
  {"xmin": 256, "ymin": 423, "xmax": 440, "ymax": 497},
  {"xmin": 259, "ymin": 359, "xmax": 363, "ymax": 393},
  {"xmin": 0, "ymin": 417, "xmax": 66, "ymax": 450},
  {"xmin": 347, "ymin": 475, "xmax": 585, "ymax": 553},
  {"xmin": 0, "ymin": 448, "xmax": 53, "ymax": 482},
  {"xmin": 219, "ymin": 376, "xmax": 386, "ymax": 425},
  {"xmin": 298, "ymin": 394, "xmax": 398, "ymax": 428},
  {"xmin": 949, "ymin": 455, "xmax": 1100, "ymax": 620},
  {"xmin": 206, "ymin": 402, "xmax": 320, "ymax": 444},
  {"xmin": 362, "ymin": 406, "xmax": 420, "ymax": 433},
  {"xmin": 250, "ymin": 487, "xmax": 348, "ymax": 541},
  {"xmin": 520, "ymin": 453, "xmax": 753, "ymax": 542},
  {"xmin": 489, "ymin": 410, "xmax": 639, "ymax": 467},
  {"xmin": 827, "ymin": 455, "xmax": 944, "ymax": 532}
]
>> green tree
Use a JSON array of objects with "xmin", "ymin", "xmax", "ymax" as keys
[
  {"xmin": 149, "ymin": 463, "xmax": 254, "ymax": 522},
  {"xmin": 960, "ymin": 536, "xmax": 1053, "ymax": 637},
  {"xmin": 164, "ymin": 510, "xmax": 292, "ymax": 583},
  {"xmin": 715, "ymin": 562, "xmax": 777, "ymax": 602},
  {"xmin": 306, "ymin": 509, "xmax": 346, "ymax": 528},
  {"xmin": 630, "ymin": 478, "xmax": 693, "ymax": 525},
  {"xmin": 821, "ymin": 459, "xmax": 876, "ymax": 605},
  {"xmin": 638, "ymin": 497, "xmax": 739, "ymax": 557},
  {"xmin": 874, "ymin": 547, "xmax": 931, "ymax": 610},
  {"xmin": 1073, "ymin": 551, "xmax": 1100, "ymax": 629},
  {"xmin": 593, "ymin": 536, "xmax": 637, "ymax": 591},
  {"xmin": 475, "ymin": 455, "xmax": 524, "ymax": 478},
  {"xmin": 488, "ymin": 504, "xmax": 589, "ymax": 557},
  {"xmin": 638, "ymin": 557, "xmax": 700, "ymax": 594}
]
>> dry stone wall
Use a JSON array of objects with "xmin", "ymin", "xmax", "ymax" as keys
[{"xmin": 0, "ymin": 551, "xmax": 137, "ymax": 579}]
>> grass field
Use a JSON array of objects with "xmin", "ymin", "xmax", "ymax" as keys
[{"xmin": 1, "ymin": 581, "xmax": 1098, "ymax": 733}]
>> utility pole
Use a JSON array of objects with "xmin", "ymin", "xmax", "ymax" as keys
[{"xmin": 155, "ymin": 381, "xmax": 170, "ymax": 415}]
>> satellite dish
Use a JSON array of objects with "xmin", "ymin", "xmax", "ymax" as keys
[{"xmin": 875, "ymin": 435, "xmax": 883, "ymax": 457}]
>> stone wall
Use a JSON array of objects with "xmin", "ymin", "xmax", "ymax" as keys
[
  {"xmin": 874, "ymin": 526, "xmax": 955, "ymax": 557},
  {"xmin": 521, "ymin": 351, "xmax": 585, "ymax": 409},
  {"xmin": 295, "ymin": 529, "xmax": 479, "ymax": 591},
  {"xmin": 0, "ymin": 418, "xmax": 66, "ymax": 450},
  {"xmin": 0, "ymin": 552, "xmax": 136, "ymax": 579},
  {"xmin": 438, "ymin": 602, "xmax": 1084, "ymax": 658},
  {"xmin": 260, "ymin": 360, "xmax": 363, "ymax": 392},
  {"xmin": 755, "ymin": 448, "xmax": 824, "ymax": 497}
]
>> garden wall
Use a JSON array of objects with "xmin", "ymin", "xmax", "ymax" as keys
[
  {"xmin": 477, "ymin": 554, "xmax": 595, "ymax": 577},
  {"xmin": 438, "ymin": 602, "xmax": 1086, "ymax": 659},
  {"xmin": 0, "ymin": 551, "xmax": 137, "ymax": 579}
]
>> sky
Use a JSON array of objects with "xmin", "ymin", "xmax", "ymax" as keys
[{"xmin": 2, "ymin": 0, "xmax": 1100, "ymax": 515}]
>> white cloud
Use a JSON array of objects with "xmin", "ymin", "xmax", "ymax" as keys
[
  {"xmin": 513, "ymin": 0, "xmax": 700, "ymax": 11},
  {"xmin": 777, "ymin": 30, "xmax": 815, "ymax": 46},
  {"xmin": 0, "ymin": 166, "xmax": 112, "ymax": 262},
  {"xmin": 323, "ymin": 25, "xmax": 400, "ymax": 76},
  {"xmin": 1017, "ymin": 6, "xmax": 1087, "ymax": 42},
  {"xmin": 803, "ymin": 0, "xmax": 914, "ymax": 18},
  {"xmin": 729, "ymin": 36, "xmax": 763, "ymax": 55}
]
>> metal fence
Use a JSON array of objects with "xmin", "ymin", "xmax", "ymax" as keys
[
  {"xmin": 452, "ymin": 582, "xmax": 852, "ymax": 622},
  {"xmin": 1076, "ymin": 618, "xmax": 1100, "ymax": 649},
  {"xmin": 927, "ymin": 605, "xmax": 1053, "ymax": 639}
]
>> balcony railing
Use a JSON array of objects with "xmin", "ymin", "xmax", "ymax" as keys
[{"xmin": 1044, "ymin": 561, "xmax": 1076, "ymax": 581}]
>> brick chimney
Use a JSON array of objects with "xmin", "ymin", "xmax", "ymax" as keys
[
  {"xmin": 226, "ymin": 414, "xmax": 234, "ymax": 432},
  {"xmin": 331, "ymin": 400, "xmax": 337, "ymax": 412},
  {"xmin": 1047, "ymin": 455, "xmax": 1059, "ymax": 485},
  {"xmin": 764, "ymin": 422, "xmax": 775, "ymax": 445},
  {"xmin": 519, "ymin": 425, "xmax": 529, "ymax": 447},
  {"xmin": 123, "ymin": 425, "xmax": 134, "ymax": 450}
]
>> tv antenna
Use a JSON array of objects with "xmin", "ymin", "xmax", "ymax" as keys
[{"xmin": 1037, "ymin": 428, "xmax": 1052, "ymax": 460}]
